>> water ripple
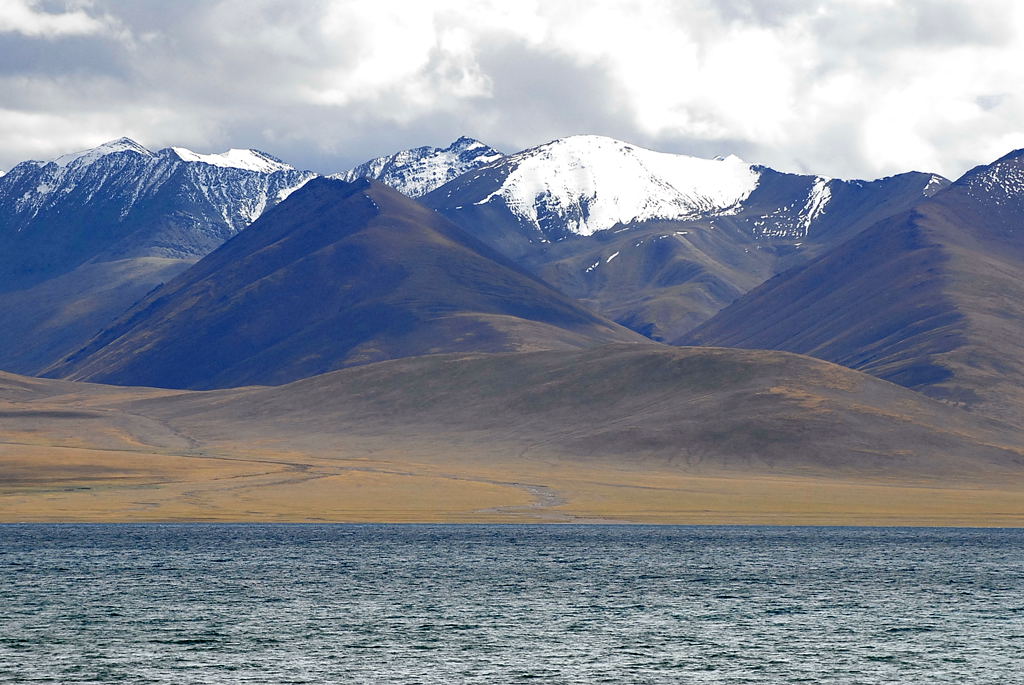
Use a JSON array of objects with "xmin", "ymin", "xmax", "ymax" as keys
[{"xmin": 1, "ymin": 524, "xmax": 1022, "ymax": 683}]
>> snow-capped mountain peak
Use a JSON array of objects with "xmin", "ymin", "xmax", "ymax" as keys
[
  {"xmin": 169, "ymin": 147, "xmax": 294, "ymax": 173},
  {"xmin": 53, "ymin": 137, "xmax": 154, "ymax": 168},
  {"xmin": 1, "ymin": 138, "xmax": 315, "ymax": 254},
  {"xmin": 334, "ymin": 137, "xmax": 504, "ymax": 197},
  {"xmin": 470, "ymin": 135, "xmax": 761, "ymax": 237}
]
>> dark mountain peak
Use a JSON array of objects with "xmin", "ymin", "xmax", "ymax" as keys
[
  {"xmin": 947, "ymin": 148, "xmax": 1024, "ymax": 193},
  {"xmin": 448, "ymin": 136, "xmax": 496, "ymax": 152},
  {"xmin": 989, "ymin": 147, "xmax": 1024, "ymax": 166},
  {"xmin": 47, "ymin": 169, "xmax": 641, "ymax": 389},
  {"xmin": 926, "ymin": 149, "xmax": 1024, "ymax": 250},
  {"xmin": 286, "ymin": 174, "xmax": 366, "ymax": 200}
]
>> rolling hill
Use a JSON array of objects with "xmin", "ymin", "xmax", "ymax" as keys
[{"xmin": 4, "ymin": 344, "xmax": 1024, "ymax": 524}]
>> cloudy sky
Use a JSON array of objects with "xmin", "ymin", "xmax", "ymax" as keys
[{"xmin": 2, "ymin": 0, "xmax": 1023, "ymax": 180}]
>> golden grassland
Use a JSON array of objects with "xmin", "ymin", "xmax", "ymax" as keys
[{"xmin": 4, "ymin": 438, "xmax": 1023, "ymax": 526}]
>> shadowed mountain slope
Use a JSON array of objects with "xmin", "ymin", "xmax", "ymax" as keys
[
  {"xmin": 684, "ymin": 149, "xmax": 1024, "ymax": 428},
  {"xmin": 47, "ymin": 178, "xmax": 643, "ymax": 389}
]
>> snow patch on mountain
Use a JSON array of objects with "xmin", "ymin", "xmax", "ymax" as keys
[
  {"xmin": 276, "ymin": 177, "xmax": 314, "ymax": 203},
  {"xmin": 334, "ymin": 136, "xmax": 503, "ymax": 197},
  {"xmin": 744, "ymin": 175, "xmax": 836, "ymax": 239},
  {"xmin": 170, "ymin": 147, "xmax": 293, "ymax": 173},
  {"xmin": 800, "ymin": 177, "xmax": 832, "ymax": 231},
  {"xmin": 473, "ymin": 136, "xmax": 760, "ymax": 236},
  {"xmin": 924, "ymin": 174, "xmax": 947, "ymax": 195},
  {"xmin": 942, "ymin": 153, "xmax": 1024, "ymax": 239}
]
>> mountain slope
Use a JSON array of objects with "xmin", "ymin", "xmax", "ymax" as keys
[
  {"xmin": 47, "ymin": 178, "xmax": 643, "ymax": 389},
  {"xmin": 333, "ymin": 137, "xmax": 502, "ymax": 197},
  {"xmin": 135, "ymin": 344, "xmax": 1024, "ymax": 482},
  {"xmin": 420, "ymin": 135, "xmax": 945, "ymax": 340},
  {"xmin": 0, "ymin": 138, "xmax": 315, "ymax": 374},
  {"xmin": 684, "ymin": 149, "xmax": 1024, "ymax": 428}
]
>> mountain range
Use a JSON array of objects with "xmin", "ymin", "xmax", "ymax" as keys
[
  {"xmin": 2, "ymin": 132, "xmax": 1023, "ymax": 522},
  {"xmin": 420, "ymin": 136, "xmax": 946, "ymax": 341},
  {"xmin": 0, "ymin": 133, "xmax": 946, "ymax": 376}
]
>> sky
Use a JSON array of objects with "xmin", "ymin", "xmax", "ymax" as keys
[{"xmin": 2, "ymin": 0, "xmax": 1024, "ymax": 180}]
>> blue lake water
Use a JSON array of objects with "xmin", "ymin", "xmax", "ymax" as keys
[{"xmin": 1, "ymin": 524, "xmax": 1022, "ymax": 683}]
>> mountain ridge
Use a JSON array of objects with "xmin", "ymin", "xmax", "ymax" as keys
[
  {"xmin": 0, "ymin": 137, "xmax": 316, "ymax": 376},
  {"xmin": 683, "ymin": 148, "xmax": 1024, "ymax": 428}
]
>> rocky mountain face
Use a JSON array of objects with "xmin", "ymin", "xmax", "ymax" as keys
[
  {"xmin": 683, "ymin": 149, "xmax": 1024, "ymax": 428},
  {"xmin": 0, "ymin": 138, "xmax": 313, "ymax": 283},
  {"xmin": 0, "ymin": 138, "xmax": 315, "ymax": 374},
  {"xmin": 47, "ymin": 178, "xmax": 643, "ymax": 389},
  {"xmin": 420, "ymin": 135, "xmax": 947, "ymax": 341},
  {"xmin": 333, "ymin": 136, "xmax": 503, "ymax": 197}
]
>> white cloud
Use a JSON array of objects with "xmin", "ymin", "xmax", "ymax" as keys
[
  {"xmin": 1, "ymin": 0, "xmax": 1024, "ymax": 180},
  {"xmin": 0, "ymin": 0, "xmax": 107, "ymax": 37}
]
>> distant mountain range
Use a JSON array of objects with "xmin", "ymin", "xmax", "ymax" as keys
[
  {"xmin": 3, "ymin": 133, "xmax": 1024, "ymax": 522},
  {"xmin": 421, "ymin": 135, "xmax": 946, "ymax": 341},
  {"xmin": 0, "ymin": 133, "xmax": 945, "ymax": 379},
  {"xmin": 5, "ymin": 132, "xmax": 1024, "ymax": 436}
]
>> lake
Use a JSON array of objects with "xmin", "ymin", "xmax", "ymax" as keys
[{"xmin": 2, "ymin": 524, "xmax": 1022, "ymax": 683}]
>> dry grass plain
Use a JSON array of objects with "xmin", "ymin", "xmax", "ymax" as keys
[{"xmin": 5, "ymin": 442, "xmax": 1024, "ymax": 526}]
